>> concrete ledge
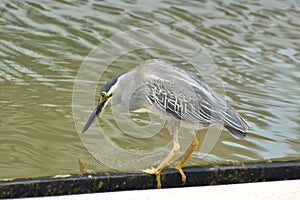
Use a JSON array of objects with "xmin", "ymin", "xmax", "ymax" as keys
[
  {"xmin": 1, "ymin": 160, "xmax": 300, "ymax": 198},
  {"xmin": 17, "ymin": 179, "xmax": 300, "ymax": 200}
]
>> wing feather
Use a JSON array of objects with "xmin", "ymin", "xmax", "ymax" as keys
[
  {"xmin": 145, "ymin": 74, "xmax": 248, "ymax": 137},
  {"xmin": 139, "ymin": 59, "xmax": 249, "ymax": 138}
]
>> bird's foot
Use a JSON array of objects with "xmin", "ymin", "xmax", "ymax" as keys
[
  {"xmin": 143, "ymin": 167, "xmax": 162, "ymax": 188},
  {"xmin": 174, "ymin": 165, "xmax": 186, "ymax": 184}
]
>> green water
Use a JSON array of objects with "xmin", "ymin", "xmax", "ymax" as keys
[{"xmin": 0, "ymin": 0, "xmax": 299, "ymax": 179}]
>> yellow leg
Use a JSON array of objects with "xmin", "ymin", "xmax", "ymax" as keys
[
  {"xmin": 175, "ymin": 132, "xmax": 199, "ymax": 183},
  {"xmin": 143, "ymin": 138, "xmax": 180, "ymax": 188}
]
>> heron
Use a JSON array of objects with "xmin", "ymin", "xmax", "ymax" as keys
[{"xmin": 82, "ymin": 59, "xmax": 249, "ymax": 188}]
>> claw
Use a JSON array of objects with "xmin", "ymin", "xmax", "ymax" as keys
[
  {"xmin": 143, "ymin": 167, "xmax": 162, "ymax": 188},
  {"xmin": 142, "ymin": 138, "xmax": 181, "ymax": 189},
  {"xmin": 142, "ymin": 167, "xmax": 157, "ymax": 174},
  {"xmin": 175, "ymin": 165, "xmax": 186, "ymax": 184}
]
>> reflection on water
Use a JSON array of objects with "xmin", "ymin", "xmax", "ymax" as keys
[{"xmin": 0, "ymin": 0, "xmax": 299, "ymax": 179}]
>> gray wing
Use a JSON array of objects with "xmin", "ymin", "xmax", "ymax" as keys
[
  {"xmin": 146, "ymin": 78, "xmax": 217, "ymax": 123},
  {"xmin": 145, "ymin": 73, "xmax": 249, "ymax": 138}
]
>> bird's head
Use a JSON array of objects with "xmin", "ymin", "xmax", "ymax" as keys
[{"xmin": 82, "ymin": 72, "xmax": 125, "ymax": 133}]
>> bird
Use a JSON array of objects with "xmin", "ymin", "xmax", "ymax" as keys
[{"xmin": 82, "ymin": 59, "xmax": 249, "ymax": 188}]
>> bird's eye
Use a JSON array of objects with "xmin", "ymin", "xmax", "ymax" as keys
[{"xmin": 100, "ymin": 92, "xmax": 107, "ymax": 101}]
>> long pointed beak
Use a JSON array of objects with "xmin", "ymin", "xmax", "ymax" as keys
[{"xmin": 82, "ymin": 100, "xmax": 107, "ymax": 133}]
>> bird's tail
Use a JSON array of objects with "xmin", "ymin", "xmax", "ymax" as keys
[
  {"xmin": 225, "ymin": 125, "xmax": 247, "ymax": 139},
  {"xmin": 224, "ymin": 106, "xmax": 249, "ymax": 139}
]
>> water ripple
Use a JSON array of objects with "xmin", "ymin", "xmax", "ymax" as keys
[{"xmin": 0, "ymin": 0, "xmax": 299, "ymax": 178}]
